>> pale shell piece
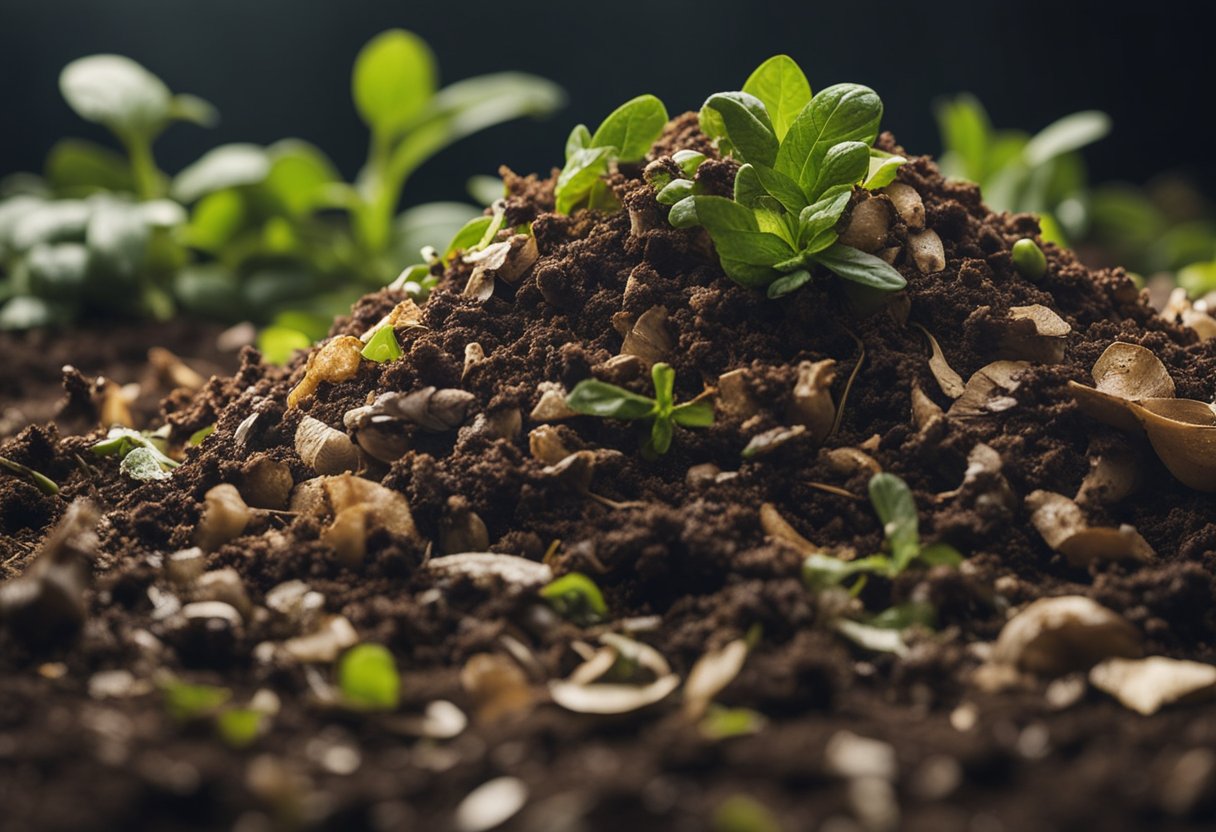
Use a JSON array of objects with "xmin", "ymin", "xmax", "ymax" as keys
[
  {"xmin": 992, "ymin": 595, "xmax": 1142, "ymax": 676},
  {"xmin": 683, "ymin": 639, "xmax": 749, "ymax": 719},
  {"xmin": 789, "ymin": 359, "xmax": 837, "ymax": 442},
  {"xmin": 295, "ymin": 416, "xmax": 360, "ymax": 475},
  {"xmin": 548, "ymin": 674, "xmax": 680, "ymax": 714},
  {"xmin": 454, "ymin": 777, "xmax": 528, "ymax": 832},
  {"xmin": 882, "ymin": 182, "xmax": 925, "ymax": 229},
  {"xmin": 424, "ymin": 553, "xmax": 553, "ymax": 588},
  {"xmin": 839, "ymin": 198, "xmax": 891, "ymax": 253},
  {"xmin": 1090, "ymin": 656, "xmax": 1216, "ymax": 715},
  {"xmin": 908, "ymin": 228, "xmax": 946, "ymax": 273}
]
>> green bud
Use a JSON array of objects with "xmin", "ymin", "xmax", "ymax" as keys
[
  {"xmin": 656, "ymin": 179, "xmax": 696, "ymax": 206},
  {"xmin": 1011, "ymin": 238, "xmax": 1047, "ymax": 280},
  {"xmin": 672, "ymin": 149, "xmax": 707, "ymax": 177}
]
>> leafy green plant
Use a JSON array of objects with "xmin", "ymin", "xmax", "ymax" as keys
[
  {"xmin": 92, "ymin": 426, "xmax": 179, "ymax": 480},
  {"xmin": 540, "ymin": 572, "xmax": 607, "ymax": 625},
  {"xmin": 338, "ymin": 643, "xmax": 401, "ymax": 711},
  {"xmin": 656, "ymin": 55, "xmax": 907, "ymax": 298},
  {"xmin": 555, "ymin": 95, "xmax": 669, "ymax": 214},
  {"xmin": 936, "ymin": 94, "xmax": 1109, "ymax": 243},
  {"xmin": 566, "ymin": 362, "xmax": 714, "ymax": 456},
  {"xmin": 0, "ymin": 32, "xmax": 563, "ymax": 337},
  {"xmin": 803, "ymin": 472, "xmax": 962, "ymax": 592}
]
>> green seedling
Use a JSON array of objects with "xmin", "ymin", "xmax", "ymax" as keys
[
  {"xmin": 162, "ymin": 678, "xmax": 267, "ymax": 747},
  {"xmin": 803, "ymin": 472, "xmax": 962, "ymax": 591},
  {"xmin": 360, "ymin": 325, "xmax": 402, "ymax": 363},
  {"xmin": 187, "ymin": 424, "xmax": 215, "ymax": 446},
  {"xmin": 0, "ymin": 455, "xmax": 60, "ymax": 495},
  {"xmin": 92, "ymin": 426, "xmax": 179, "ymax": 481},
  {"xmin": 338, "ymin": 643, "xmax": 401, "ymax": 711},
  {"xmin": 566, "ymin": 362, "xmax": 714, "ymax": 456},
  {"xmin": 555, "ymin": 94, "xmax": 669, "ymax": 214},
  {"xmin": 712, "ymin": 794, "xmax": 783, "ymax": 832},
  {"xmin": 540, "ymin": 572, "xmax": 607, "ymax": 625},
  {"xmin": 1011, "ymin": 238, "xmax": 1047, "ymax": 279},
  {"xmin": 664, "ymin": 55, "xmax": 906, "ymax": 298}
]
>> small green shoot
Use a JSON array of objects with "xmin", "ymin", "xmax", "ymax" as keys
[
  {"xmin": 665, "ymin": 55, "xmax": 906, "ymax": 298},
  {"xmin": 712, "ymin": 794, "xmax": 782, "ymax": 832},
  {"xmin": 1011, "ymin": 238, "xmax": 1047, "ymax": 280},
  {"xmin": 360, "ymin": 326, "xmax": 402, "ymax": 363},
  {"xmin": 556, "ymin": 95, "xmax": 669, "ymax": 214},
  {"xmin": 566, "ymin": 362, "xmax": 714, "ymax": 456},
  {"xmin": 187, "ymin": 424, "xmax": 215, "ymax": 446},
  {"xmin": 162, "ymin": 678, "xmax": 232, "ymax": 721},
  {"xmin": 92, "ymin": 426, "xmax": 179, "ymax": 480},
  {"xmin": 700, "ymin": 705, "xmax": 767, "ymax": 741},
  {"xmin": 0, "ymin": 455, "xmax": 60, "ymax": 495},
  {"xmin": 338, "ymin": 643, "xmax": 401, "ymax": 711},
  {"xmin": 215, "ymin": 707, "xmax": 264, "ymax": 749},
  {"xmin": 539, "ymin": 572, "xmax": 607, "ymax": 625}
]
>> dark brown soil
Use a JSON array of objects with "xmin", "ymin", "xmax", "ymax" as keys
[{"xmin": 3, "ymin": 120, "xmax": 1216, "ymax": 832}]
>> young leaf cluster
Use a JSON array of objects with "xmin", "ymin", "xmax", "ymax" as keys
[
  {"xmin": 0, "ymin": 32, "xmax": 563, "ymax": 341},
  {"xmin": 663, "ymin": 56, "xmax": 907, "ymax": 298},
  {"xmin": 338, "ymin": 643, "xmax": 401, "ymax": 711},
  {"xmin": 566, "ymin": 362, "xmax": 713, "ymax": 456},
  {"xmin": 540, "ymin": 572, "xmax": 607, "ymax": 625},
  {"xmin": 92, "ymin": 426, "xmax": 180, "ymax": 481},
  {"xmin": 555, "ymin": 95, "xmax": 669, "ymax": 214}
]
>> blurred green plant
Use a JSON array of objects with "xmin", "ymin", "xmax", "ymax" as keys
[{"xmin": 0, "ymin": 30, "xmax": 563, "ymax": 346}]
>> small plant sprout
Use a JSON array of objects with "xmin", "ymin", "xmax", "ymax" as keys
[
  {"xmin": 566, "ymin": 362, "xmax": 714, "ymax": 457},
  {"xmin": 1012, "ymin": 238, "xmax": 1047, "ymax": 280},
  {"xmin": 360, "ymin": 325, "xmax": 402, "ymax": 363},
  {"xmin": 0, "ymin": 456, "xmax": 60, "ymax": 495},
  {"xmin": 162, "ymin": 678, "xmax": 232, "ymax": 721},
  {"xmin": 666, "ymin": 55, "xmax": 907, "ymax": 298},
  {"xmin": 556, "ymin": 95, "xmax": 669, "ymax": 214},
  {"xmin": 803, "ymin": 472, "xmax": 961, "ymax": 610},
  {"xmin": 540, "ymin": 572, "xmax": 607, "ymax": 625},
  {"xmin": 92, "ymin": 426, "xmax": 180, "ymax": 481},
  {"xmin": 338, "ymin": 643, "xmax": 401, "ymax": 711}
]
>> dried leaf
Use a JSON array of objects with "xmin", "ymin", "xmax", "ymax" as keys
[
  {"xmin": 424, "ymin": 553, "xmax": 553, "ymax": 588},
  {"xmin": 1090, "ymin": 656, "xmax": 1216, "ymax": 715},
  {"xmin": 1132, "ymin": 399, "xmax": 1216, "ymax": 492},
  {"xmin": 742, "ymin": 425, "xmax": 807, "ymax": 458},
  {"xmin": 913, "ymin": 324, "xmax": 965, "ymax": 398},
  {"xmin": 620, "ymin": 306, "xmax": 674, "ymax": 366},
  {"xmin": 287, "ymin": 336, "xmax": 364, "ymax": 409},
  {"xmin": 992, "ymin": 595, "xmax": 1142, "ymax": 676},
  {"xmin": 530, "ymin": 382, "xmax": 578, "ymax": 421},
  {"xmin": 789, "ymin": 359, "xmax": 837, "ymax": 442},
  {"xmin": 947, "ymin": 361, "xmax": 1029, "ymax": 419},
  {"xmin": 716, "ymin": 368, "xmax": 760, "ymax": 420},
  {"xmin": 295, "ymin": 416, "xmax": 360, "ymax": 475},
  {"xmin": 548, "ymin": 674, "xmax": 680, "ymax": 714},
  {"xmin": 1026, "ymin": 490, "xmax": 1154, "ymax": 566},
  {"xmin": 998, "ymin": 305, "xmax": 1071, "ymax": 363},
  {"xmin": 759, "ymin": 503, "xmax": 818, "ymax": 555},
  {"xmin": 358, "ymin": 299, "xmax": 423, "ymax": 343},
  {"xmin": 683, "ymin": 638, "xmax": 749, "ymax": 719}
]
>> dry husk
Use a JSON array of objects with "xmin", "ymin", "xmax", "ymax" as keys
[
  {"xmin": 290, "ymin": 474, "xmax": 420, "ymax": 567},
  {"xmin": 998, "ymin": 305, "xmax": 1071, "ymax": 364},
  {"xmin": 1026, "ymin": 490, "xmax": 1154, "ymax": 566},
  {"xmin": 461, "ymin": 653, "xmax": 534, "ymax": 722},
  {"xmin": 992, "ymin": 595, "xmax": 1142, "ymax": 676},
  {"xmin": 881, "ymin": 182, "xmax": 925, "ymax": 228},
  {"xmin": 838, "ymin": 198, "xmax": 891, "ymax": 253},
  {"xmin": 295, "ymin": 416, "xmax": 360, "ymax": 475},
  {"xmin": 913, "ymin": 325, "xmax": 965, "ymax": 398},
  {"xmin": 716, "ymin": 368, "xmax": 760, "ymax": 420},
  {"xmin": 683, "ymin": 638, "xmax": 749, "ymax": 719},
  {"xmin": 358, "ymin": 299, "xmax": 423, "ymax": 343},
  {"xmin": 1089, "ymin": 656, "xmax": 1216, "ymax": 715},
  {"xmin": 194, "ymin": 484, "xmax": 251, "ymax": 552},
  {"xmin": 423, "ymin": 553, "xmax": 552, "ymax": 588},
  {"xmin": 287, "ymin": 335, "xmax": 363, "ymax": 409},
  {"xmin": 789, "ymin": 359, "xmax": 837, "ymax": 442},
  {"xmin": 620, "ymin": 306, "xmax": 673, "ymax": 366},
  {"xmin": 947, "ymin": 361, "xmax": 1029, "ymax": 419},
  {"xmin": 1163, "ymin": 287, "xmax": 1216, "ymax": 341},
  {"xmin": 759, "ymin": 503, "xmax": 819, "ymax": 555},
  {"xmin": 908, "ymin": 228, "xmax": 946, "ymax": 273},
  {"xmin": 530, "ymin": 382, "xmax": 578, "ymax": 421}
]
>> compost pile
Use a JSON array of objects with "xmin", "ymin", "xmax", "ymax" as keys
[{"xmin": 4, "ymin": 118, "xmax": 1216, "ymax": 832}]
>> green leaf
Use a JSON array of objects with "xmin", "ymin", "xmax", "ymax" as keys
[
  {"xmin": 46, "ymin": 139, "xmax": 135, "ymax": 194},
  {"xmin": 802, "ymin": 552, "xmax": 892, "ymax": 589},
  {"xmin": 0, "ymin": 455, "xmax": 59, "ymax": 495},
  {"xmin": 1179, "ymin": 261, "xmax": 1216, "ymax": 298},
  {"xmin": 808, "ymin": 141, "xmax": 870, "ymax": 201},
  {"xmin": 811, "ymin": 243, "xmax": 906, "ymax": 291},
  {"xmin": 555, "ymin": 146, "xmax": 614, "ymax": 214},
  {"xmin": 59, "ymin": 55, "xmax": 171, "ymax": 136},
  {"xmin": 698, "ymin": 105, "xmax": 734, "ymax": 157},
  {"xmin": 935, "ymin": 94, "xmax": 992, "ymax": 182},
  {"xmin": 918, "ymin": 542, "xmax": 964, "ymax": 568},
  {"xmin": 86, "ymin": 201, "xmax": 150, "ymax": 278},
  {"xmin": 361, "ymin": 326, "xmax": 401, "ymax": 363},
  {"xmin": 649, "ymin": 415, "xmax": 674, "ymax": 455},
  {"xmin": 188, "ymin": 425, "xmax": 215, "ymax": 446},
  {"xmin": 863, "ymin": 149, "xmax": 906, "ymax": 190},
  {"xmin": 264, "ymin": 140, "xmax": 339, "ymax": 215},
  {"xmin": 656, "ymin": 178, "xmax": 696, "ymax": 206},
  {"xmin": 352, "ymin": 29, "xmax": 437, "ymax": 139},
  {"xmin": 701, "ymin": 92, "xmax": 778, "ymax": 167},
  {"xmin": 169, "ymin": 93, "xmax": 219, "ymax": 128},
  {"xmin": 216, "ymin": 708, "xmax": 263, "ymax": 748},
  {"xmin": 709, "ymin": 229, "xmax": 796, "ymax": 268},
  {"xmin": 749, "ymin": 164, "xmax": 808, "ymax": 214},
  {"xmin": 699, "ymin": 705, "xmax": 766, "ymax": 741},
  {"xmin": 742, "ymin": 55, "xmax": 812, "ymax": 140},
  {"xmin": 567, "ymin": 379, "xmax": 656, "ymax": 420},
  {"xmin": 868, "ymin": 472, "xmax": 919, "ymax": 570},
  {"xmin": 565, "ymin": 124, "xmax": 592, "ymax": 162},
  {"xmin": 397, "ymin": 201, "xmax": 483, "ymax": 265},
  {"xmin": 338, "ymin": 643, "xmax": 401, "ymax": 711},
  {"xmin": 258, "ymin": 325, "xmax": 312, "ymax": 365},
  {"xmin": 1023, "ymin": 110, "xmax": 1110, "ymax": 167},
  {"xmin": 24, "ymin": 243, "xmax": 90, "ymax": 300},
  {"xmin": 835, "ymin": 618, "xmax": 908, "ymax": 655},
  {"xmin": 682, "ymin": 195, "xmax": 761, "ymax": 234},
  {"xmin": 777, "ymin": 83, "xmax": 883, "ymax": 192},
  {"xmin": 443, "ymin": 214, "xmax": 494, "ymax": 262},
  {"xmin": 467, "ymin": 175, "xmax": 505, "ymax": 206},
  {"xmin": 672, "ymin": 150, "xmax": 707, "ymax": 177},
  {"xmin": 651, "ymin": 362, "xmax": 676, "ymax": 410},
  {"xmin": 8, "ymin": 200, "xmax": 92, "ymax": 252},
  {"xmin": 869, "ymin": 601, "xmax": 937, "ymax": 630},
  {"xmin": 798, "ymin": 189, "xmax": 851, "ymax": 246},
  {"xmin": 713, "ymin": 795, "xmax": 782, "ymax": 832},
  {"xmin": 162, "ymin": 679, "xmax": 231, "ymax": 721},
  {"xmin": 120, "ymin": 446, "xmax": 172, "ymax": 481},
  {"xmin": 172, "ymin": 144, "xmax": 270, "ymax": 203},
  {"xmin": 186, "ymin": 189, "xmax": 247, "ymax": 252},
  {"xmin": 671, "ymin": 399, "xmax": 714, "ymax": 427},
  {"xmin": 540, "ymin": 572, "xmax": 607, "ymax": 624},
  {"xmin": 767, "ymin": 269, "xmax": 812, "ymax": 299},
  {"xmin": 590, "ymin": 94, "xmax": 668, "ymax": 161}
]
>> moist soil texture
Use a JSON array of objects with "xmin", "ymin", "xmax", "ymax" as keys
[{"xmin": 3, "ymin": 118, "xmax": 1216, "ymax": 832}]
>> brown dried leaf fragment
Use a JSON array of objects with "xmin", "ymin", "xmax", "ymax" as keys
[
  {"xmin": 992, "ymin": 595, "xmax": 1142, "ymax": 676},
  {"xmin": 716, "ymin": 368, "xmax": 760, "ymax": 420},
  {"xmin": 194, "ymin": 484, "xmax": 252, "ymax": 552},
  {"xmin": 461, "ymin": 653, "xmax": 534, "ymax": 723},
  {"xmin": 149, "ymin": 346, "xmax": 207, "ymax": 391},
  {"xmin": 998, "ymin": 305, "xmax": 1071, "ymax": 363},
  {"xmin": 683, "ymin": 638, "xmax": 749, "ymax": 720},
  {"xmin": 1026, "ymin": 490, "xmax": 1154, "ymax": 566},
  {"xmin": 948, "ymin": 361, "xmax": 1029, "ymax": 419},
  {"xmin": 620, "ymin": 306, "xmax": 674, "ymax": 366},
  {"xmin": 287, "ymin": 335, "xmax": 364, "ymax": 409},
  {"xmin": 1090, "ymin": 656, "xmax": 1216, "ymax": 715},
  {"xmin": 359, "ymin": 299, "xmax": 424, "ymax": 343},
  {"xmin": 530, "ymin": 382, "xmax": 578, "ymax": 422},
  {"xmin": 913, "ymin": 324, "xmax": 965, "ymax": 399}
]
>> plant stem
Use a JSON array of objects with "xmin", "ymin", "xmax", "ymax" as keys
[{"xmin": 122, "ymin": 132, "xmax": 162, "ymax": 200}]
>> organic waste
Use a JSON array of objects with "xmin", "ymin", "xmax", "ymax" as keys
[{"xmin": 5, "ymin": 53, "xmax": 1216, "ymax": 832}]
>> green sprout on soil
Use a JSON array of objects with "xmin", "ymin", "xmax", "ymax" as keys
[
  {"xmin": 566, "ymin": 362, "xmax": 714, "ymax": 457},
  {"xmin": 1011, "ymin": 238, "xmax": 1047, "ymax": 280},
  {"xmin": 92, "ymin": 426, "xmax": 179, "ymax": 481},
  {"xmin": 540, "ymin": 572, "xmax": 607, "ymax": 625},
  {"xmin": 360, "ymin": 325, "xmax": 402, "ymax": 363},
  {"xmin": 555, "ymin": 95, "xmax": 669, "ymax": 214},
  {"xmin": 161, "ymin": 678, "xmax": 265, "ymax": 748},
  {"xmin": 656, "ymin": 55, "xmax": 907, "ymax": 298},
  {"xmin": 0, "ymin": 455, "xmax": 60, "ymax": 495},
  {"xmin": 712, "ymin": 794, "xmax": 782, "ymax": 832},
  {"xmin": 338, "ymin": 643, "xmax": 401, "ymax": 711},
  {"xmin": 0, "ymin": 31, "xmax": 563, "ymax": 336}
]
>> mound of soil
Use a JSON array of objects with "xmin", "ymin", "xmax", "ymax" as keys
[{"xmin": 3, "ymin": 118, "xmax": 1216, "ymax": 831}]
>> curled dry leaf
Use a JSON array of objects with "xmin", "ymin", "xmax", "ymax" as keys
[
  {"xmin": 531, "ymin": 381, "xmax": 578, "ymax": 421},
  {"xmin": 882, "ymin": 183, "xmax": 925, "ymax": 229},
  {"xmin": 548, "ymin": 674, "xmax": 680, "ymax": 715},
  {"xmin": 194, "ymin": 484, "xmax": 251, "ymax": 552},
  {"xmin": 683, "ymin": 638, "xmax": 749, "ymax": 719},
  {"xmin": 743, "ymin": 425, "xmax": 807, "ymax": 458},
  {"xmin": 290, "ymin": 474, "xmax": 420, "ymax": 568},
  {"xmin": 759, "ymin": 503, "xmax": 819, "ymax": 555},
  {"xmin": 358, "ymin": 299, "xmax": 423, "ymax": 343},
  {"xmin": 100, "ymin": 378, "xmax": 135, "ymax": 428},
  {"xmin": 1026, "ymin": 490, "xmax": 1154, "ymax": 566},
  {"xmin": 913, "ymin": 325, "xmax": 965, "ymax": 399},
  {"xmin": 839, "ymin": 198, "xmax": 891, "ymax": 253},
  {"xmin": 529, "ymin": 425, "xmax": 572, "ymax": 465},
  {"xmin": 1076, "ymin": 446, "xmax": 1141, "ymax": 506},
  {"xmin": 542, "ymin": 451, "xmax": 596, "ymax": 494},
  {"xmin": 1089, "ymin": 656, "xmax": 1216, "ymax": 716},
  {"xmin": 908, "ymin": 228, "xmax": 946, "ymax": 273},
  {"xmin": 992, "ymin": 595, "xmax": 1142, "ymax": 676},
  {"xmin": 370, "ymin": 388, "xmax": 477, "ymax": 432},
  {"xmin": 789, "ymin": 359, "xmax": 837, "ymax": 442},
  {"xmin": 148, "ymin": 347, "xmax": 206, "ymax": 391},
  {"xmin": 295, "ymin": 416, "xmax": 360, "ymax": 475},
  {"xmin": 947, "ymin": 361, "xmax": 1029, "ymax": 419},
  {"xmin": 997, "ymin": 305, "xmax": 1071, "ymax": 364},
  {"xmin": 287, "ymin": 335, "xmax": 364, "ymax": 409},
  {"xmin": 1132, "ymin": 399, "xmax": 1216, "ymax": 492},
  {"xmin": 716, "ymin": 368, "xmax": 760, "ymax": 420},
  {"xmin": 461, "ymin": 653, "xmax": 534, "ymax": 723},
  {"xmin": 823, "ymin": 447, "xmax": 881, "ymax": 477},
  {"xmin": 424, "ymin": 553, "xmax": 553, "ymax": 588},
  {"xmin": 454, "ymin": 777, "xmax": 528, "ymax": 832},
  {"xmin": 620, "ymin": 306, "xmax": 673, "ymax": 366},
  {"xmin": 1067, "ymin": 341, "xmax": 1174, "ymax": 432},
  {"xmin": 910, "ymin": 383, "xmax": 944, "ymax": 432}
]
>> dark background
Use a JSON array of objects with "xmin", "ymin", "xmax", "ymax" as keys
[{"xmin": 2, "ymin": 0, "xmax": 1214, "ymax": 205}]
